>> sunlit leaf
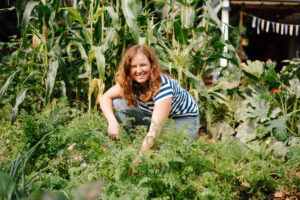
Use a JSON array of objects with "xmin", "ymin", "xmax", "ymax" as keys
[
  {"xmin": 266, "ymin": 114, "xmax": 292, "ymax": 141},
  {"xmin": 106, "ymin": 7, "xmax": 118, "ymax": 26},
  {"xmin": 241, "ymin": 60, "xmax": 264, "ymax": 79},
  {"xmin": 0, "ymin": 71, "xmax": 18, "ymax": 102},
  {"xmin": 0, "ymin": 6, "xmax": 15, "ymax": 14},
  {"xmin": 45, "ymin": 60, "xmax": 59, "ymax": 105},
  {"xmin": 122, "ymin": 0, "xmax": 142, "ymax": 42},
  {"xmin": 21, "ymin": 1, "xmax": 39, "ymax": 47},
  {"xmin": 66, "ymin": 7, "xmax": 84, "ymax": 25},
  {"xmin": 90, "ymin": 7, "xmax": 106, "ymax": 22},
  {"xmin": 92, "ymin": 46, "xmax": 106, "ymax": 79},
  {"xmin": 100, "ymin": 28, "xmax": 116, "ymax": 53},
  {"xmin": 235, "ymin": 118, "xmax": 258, "ymax": 144},
  {"xmin": 181, "ymin": 5, "xmax": 195, "ymax": 28},
  {"xmin": 11, "ymin": 89, "xmax": 27, "ymax": 124}
]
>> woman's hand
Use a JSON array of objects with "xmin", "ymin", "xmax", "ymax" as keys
[
  {"xmin": 100, "ymin": 84, "xmax": 122, "ymax": 140},
  {"xmin": 108, "ymin": 121, "xmax": 120, "ymax": 140},
  {"xmin": 133, "ymin": 156, "xmax": 141, "ymax": 165},
  {"xmin": 136, "ymin": 98, "xmax": 172, "ymax": 160}
]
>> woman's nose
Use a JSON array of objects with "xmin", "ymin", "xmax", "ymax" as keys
[{"xmin": 136, "ymin": 66, "xmax": 143, "ymax": 73}]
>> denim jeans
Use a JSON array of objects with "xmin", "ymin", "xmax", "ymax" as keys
[{"xmin": 112, "ymin": 98, "xmax": 199, "ymax": 139}]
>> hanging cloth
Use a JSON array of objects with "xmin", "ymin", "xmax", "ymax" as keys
[
  {"xmin": 257, "ymin": 18, "xmax": 261, "ymax": 34},
  {"xmin": 284, "ymin": 24, "xmax": 288, "ymax": 35},
  {"xmin": 266, "ymin": 21, "xmax": 270, "ymax": 32},
  {"xmin": 276, "ymin": 22, "xmax": 280, "ymax": 33},
  {"xmin": 272, "ymin": 22, "xmax": 275, "ymax": 32},
  {"xmin": 252, "ymin": 16, "xmax": 257, "ymax": 28},
  {"xmin": 261, "ymin": 19, "xmax": 265, "ymax": 31},
  {"xmin": 280, "ymin": 23, "xmax": 284, "ymax": 35},
  {"xmin": 290, "ymin": 25, "xmax": 294, "ymax": 36},
  {"xmin": 295, "ymin": 25, "xmax": 299, "ymax": 36}
]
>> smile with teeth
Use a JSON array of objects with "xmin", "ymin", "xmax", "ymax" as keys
[{"xmin": 136, "ymin": 73, "xmax": 146, "ymax": 78}]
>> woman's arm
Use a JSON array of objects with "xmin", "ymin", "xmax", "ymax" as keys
[
  {"xmin": 135, "ymin": 97, "xmax": 172, "ymax": 162},
  {"xmin": 100, "ymin": 84, "xmax": 122, "ymax": 138}
]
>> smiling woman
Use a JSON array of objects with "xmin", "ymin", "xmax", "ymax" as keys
[
  {"xmin": 100, "ymin": 44, "xmax": 199, "ymax": 163},
  {"xmin": 130, "ymin": 53, "xmax": 152, "ymax": 87}
]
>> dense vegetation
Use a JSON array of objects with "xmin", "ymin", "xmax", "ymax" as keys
[
  {"xmin": 0, "ymin": 99, "xmax": 299, "ymax": 199},
  {"xmin": 0, "ymin": 0, "xmax": 299, "ymax": 199}
]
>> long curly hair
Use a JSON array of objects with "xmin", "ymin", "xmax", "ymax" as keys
[{"xmin": 116, "ymin": 45, "xmax": 162, "ymax": 107}]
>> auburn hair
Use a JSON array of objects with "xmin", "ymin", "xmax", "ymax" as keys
[{"xmin": 116, "ymin": 44, "xmax": 162, "ymax": 107}]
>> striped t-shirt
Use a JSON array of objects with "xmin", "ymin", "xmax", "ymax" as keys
[{"xmin": 136, "ymin": 74, "xmax": 199, "ymax": 117}]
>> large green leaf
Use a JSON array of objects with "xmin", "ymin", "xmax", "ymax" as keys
[
  {"xmin": 208, "ymin": 91, "xmax": 231, "ymax": 109},
  {"xmin": 122, "ymin": 0, "xmax": 142, "ymax": 42},
  {"xmin": 266, "ymin": 114, "xmax": 292, "ymax": 141},
  {"xmin": 65, "ymin": 7, "xmax": 91, "ymax": 43},
  {"xmin": 11, "ymin": 89, "xmax": 27, "ymax": 124},
  {"xmin": 247, "ymin": 95, "xmax": 270, "ymax": 123},
  {"xmin": 45, "ymin": 60, "xmax": 59, "ymax": 105},
  {"xmin": 75, "ymin": 42, "xmax": 90, "ymax": 77},
  {"xmin": 106, "ymin": 7, "xmax": 118, "ymax": 26},
  {"xmin": 21, "ymin": 1, "xmax": 39, "ymax": 47},
  {"xmin": 205, "ymin": 1, "xmax": 221, "ymax": 27},
  {"xmin": 241, "ymin": 60, "xmax": 264, "ymax": 79},
  {"xmin": 0, "ymin": 71, "xmax": 18, "ymax": 102},
  {"xmin": 235, "ymin": 118, "xmax": 258, "ymax": 145},
  {"xmin": 92, "ymin": 46, "xmax": 106, "ymax": 79},
  {"xmin": 66, "ymin": 7, "xmax": 84, "ymax": 25},
  {"xmin": 100, "ymin": 28, "xmax": 116, "ymax": 53},
  {"xmin": 270, "ymin": 140, "xmax": 288, "ymax": 156}
]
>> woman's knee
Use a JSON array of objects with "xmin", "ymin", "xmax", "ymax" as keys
[
  {"xmin": 112, "ymin": 98, "xmax": 129, "ymax": 112},
  {"xmin": 173, "ymin": 116, "xmax": 199, "ymax": 139}
]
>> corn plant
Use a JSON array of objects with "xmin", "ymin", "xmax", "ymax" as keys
[{"xmin": 0, "ymin": 0, "xmax": 239, "ymax": 125}]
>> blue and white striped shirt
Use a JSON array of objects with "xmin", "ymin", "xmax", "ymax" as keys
[{"xmin": 137, "ymin": 74, "xmax": 199, "ymax": 117}]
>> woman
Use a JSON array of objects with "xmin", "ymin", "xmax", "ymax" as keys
[{"xmin": 100, "ymin": 44, "xmax": 199, "ymax": 162}]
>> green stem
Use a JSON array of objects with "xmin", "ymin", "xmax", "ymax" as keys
[
  {"xmin": 122, "ymin": 25, "xmax": 127, "ymax": 57},
  {"xmin": 101, "ymin": 0, "xmax": 104, "ymax": 42},
  {"xmin": 88, "ymin": 0, "xmax": 94, "ymax": 114},
  {"xmin": 42, "ymin": 0, "xmax": 48, "ymax": 106},
  {"xmin": 291, "ymin": 98, "xmax": 298, "ymax": 132}
]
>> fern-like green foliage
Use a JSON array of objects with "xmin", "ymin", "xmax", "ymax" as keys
[{"xmin": 0, "ymin": 99, "xmax": 298, "ymax": 200}]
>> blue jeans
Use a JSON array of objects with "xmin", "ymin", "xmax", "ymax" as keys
[{"xmin": 112, "ymin": 98, "xmax": 199, "ymax": 139}]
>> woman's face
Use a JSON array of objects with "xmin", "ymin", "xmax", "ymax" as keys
[{"xmin": 130, "ymin": 53, "xmax": 151, "ymax": 87}]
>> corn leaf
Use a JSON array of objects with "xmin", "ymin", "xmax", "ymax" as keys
[
  {"xmin": 100, "ymin": 28, "xmax": 116, "ymax": 53},
  {"xmin": 122, "ymin": 0, "xmax": 141, "ymax": 42},
  {"xmin": 106, "ymin": 7, "xmax": 118, "ymax": 26},
  {"xmin": 66, "ymin": 7, "xmax": 91, "ymax": 43},
  {"xmin": 75, "ymin": 42, "xmax": 90, "ymax": 77},
  {"xmin": 91, "ymin": 7, "xmax": 106, "ymax": 22},
  {"xmin": 45, "ymin": 60, "xmax": 59, "ymax": 105},
  {"xmin": 11, "ymin": 89, "xmax": 27, "ymax": 124},
  {"xmin": 92, "ymin": 46, "xmax": 106, "ymax": 79},
  {"xmin": 0, "ymin": 71, "xmax": 18, "ymax": 102},
  {"xmin": 21, "ymin": 1, "xmax": 39, "ymax": 47},
  {"xmin": 66, "ymin": 7, "xmax": 84, "ymax": 25},
  {"xmin": 181, "ymin": 5, "xmax": 195, "ymax": 28},
  {"xmin": 205, "ymin": 1, "xmax": 221, "ymax": 27},
  {"xmin": 0, "ymin": 7, "xmax": 15, "ymax": 14}
]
